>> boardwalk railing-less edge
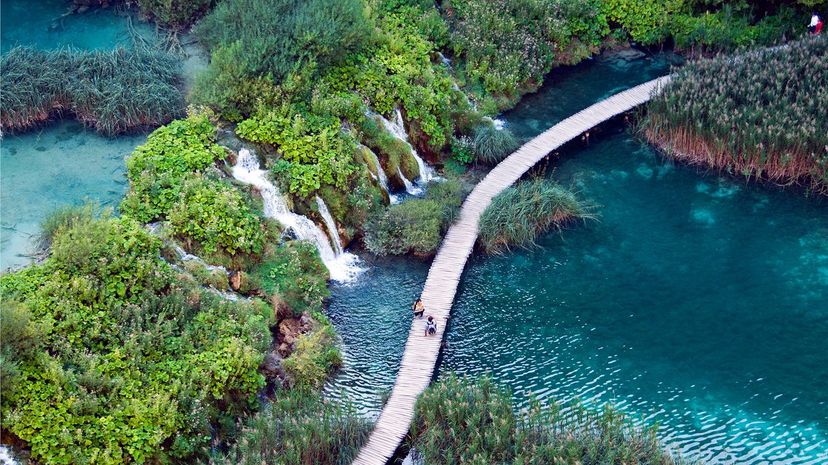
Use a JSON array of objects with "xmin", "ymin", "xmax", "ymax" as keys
[{"xmin": 353, "ymin": 76, "xmax": 672, "ymax": 465}]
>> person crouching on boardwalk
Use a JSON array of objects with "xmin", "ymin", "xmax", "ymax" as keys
[
  {"xmin": 413, "ymin": 298, "xmax": 425, "ymax": 318},
  {"xmin": 424, "ymin": 316, "xmax": 437, "ymax": 336}
]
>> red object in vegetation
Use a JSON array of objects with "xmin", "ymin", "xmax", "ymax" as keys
[{"xmin": 817, "ymin": 20, "xmax": 824, "ymax": 34}]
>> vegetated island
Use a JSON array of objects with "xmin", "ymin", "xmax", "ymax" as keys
[{"xmin": 1, "ymin": 0, "xmax": 825, "ymax": 464}]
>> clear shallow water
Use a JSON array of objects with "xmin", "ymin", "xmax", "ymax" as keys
[
  {"xmin": 0, "ymin": 122, "xmax": 146, "ymax": 269},
  {"xmin": 326, "ymin": 52, "xmax": 828, "ymax": 463},
  {"xmin": 0, "ymin": 1, "xmax": 158, "ymax": 270},
  {"xmin": 1, "ymin": 0, "xmax": 155, "ymax": 51}
]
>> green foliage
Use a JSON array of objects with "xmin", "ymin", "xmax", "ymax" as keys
[
  {"xmin": 169, "ymin": 176, "xmax": 266, "ymax": 257},
  {"xmin": 450, "ymin": 135, "xmax": 475, "ymax": 165},
  {"xmin": 602, "ymin": 0, "xmax": 685, "ymax": 44},
  {"xmin": 193, "ymin": 0, "xmax": 372, "ymax": 115},
  {"xmin": 365, "ymin": 179, "xmax": 464, "ymax": 256},
  {"xmin": 411, "ymin": 374, "xmax": 692, "ymax": 465},
  {"xmin": 0, "ymin": 213, "xmax": 272, "ymax": 465},
  {"xmin": 209, "ymin": 389, "xmax": 370, "ymax": 465},
  {"xmin": 479, "ymin": 179, "xmax": 594, "ymax": 253},
  {"xmin": 121, "ymin": 115, "xmax": 226, "ymax": 222},
  {"xmin": 445, "ymin": 0, "xmax": 608, "ymax": 109},
  {"xmin": 473, "ymin": 122, "xmax": 519, "ymax": 165},
  {"xmin": 254, "ymin": 242, "xmax": 330, "ymax": 315},
  {"xmin": 283, "ymin": 317, "xmax": 342, "ymax": 389},
  {"xmin": 237, "ymin": 105, "xmax": 358, "ymax": 198},
  {"xmin": 136, "ymin": 0, "xmax": 212, "ymax": 27},
  {"xmin": 0, "ymin": 46, "xmax": 183, "ymax": 136},
  {"xmin": 37, "ymin": 203, "xmax": 102, "ymax": 250},
  {"xmin": 365, "ymin": 199, "xmax": 444, "ymax": 256},
  {"xmin": 643, "ymin": 35, "xmax": 828, "ymax": 194}
]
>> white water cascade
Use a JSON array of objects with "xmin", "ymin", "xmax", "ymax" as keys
[
  {"xmin": 397, "ymin": 167, "xmax": 422, "ymax": 196},
  {"xmin": 231, "ymin": 149, "xmax": 362, "ymax": 282},
  {"xmin": 361, "ymin": 144, "xmax": 399, "ymax": 203},
  {"xmin": 315, "ymin": 195, "xmax": 343, "ymax": 256},
  {"xmin": 378, "ymin": 108, "xmax": 435, "ymax": 185}
]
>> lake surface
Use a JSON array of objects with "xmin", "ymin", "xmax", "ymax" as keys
[
  {"xmin": 0, "ymin": 1, "xmax": 155, "ymax": 270},
  {"xmin": 326, "ymin": 52, "xmax": 828, "ymax": 464}
]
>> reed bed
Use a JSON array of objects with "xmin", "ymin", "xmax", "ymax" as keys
[
  {"xmin": 478, "ymin": 178, "xmax": 594, "ymax": 254},
  {"xmin": 0, "ymin": 45, "xmax": 183, "ymax": 136},
  {"xmin": 410, "ymin": 374, "xmax": 691, "ymax": 465},
  {"xmin": 642, "ymin": 35, "xmax": 828, "ymax": 195}
]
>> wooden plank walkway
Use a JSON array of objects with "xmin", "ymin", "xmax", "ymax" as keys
[{"xmin": 352, "ymin": 76, "xmax": 672, "ymax": 465}]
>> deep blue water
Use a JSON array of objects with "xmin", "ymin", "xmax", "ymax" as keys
[{"xmin": 326, "ymin": 52, "xmax": 828, "ymax": 464}]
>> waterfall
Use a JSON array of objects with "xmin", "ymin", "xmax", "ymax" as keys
[
  {"xmin": 361, "ymin": 144, "xmax": 399, "ymax": 203},
  {"xmin": 397, "ymin": 167, "xmax": 422, "ymax": 196},
  {"xmin": 315, "ymin": 195, "xmax": 343, "ymax": 256},
  {"xmin": 231, "ymin": 149, "xmax": 362, "ymax": 282},
  {"xmin": 378, "ymin": 109, "xmax": 435, "ymax": 185},
  {"xmin": 172, "ymin": 245, "xmax": 227, "ymax": 273}
]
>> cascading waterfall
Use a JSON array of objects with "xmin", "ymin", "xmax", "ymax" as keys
[
  {"xmin": 378, "ymin": 108, "xmax": 435, "ymax": 185},
  {"xmin": 315, "ymin": 195, "xmax": 343, "ymax": 256},
  {"xmin": 172, "ymin": 245, "xmax": 227, "ymax": 273},
  {"xmin": 397, "ymin": 167, "xmax": 422, "ymax": 196},
  {"xmin": 232, "ymin": 148, "xmax": 362, "ymax": 282},
  {"xmin": 361, "ymin": 144, "xmax": 399, "ymax": 203}
]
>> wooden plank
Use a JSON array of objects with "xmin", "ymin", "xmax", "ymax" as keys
[{"xmin": 351, "ymin": 76, "xmax": 671, "ymax": 465}]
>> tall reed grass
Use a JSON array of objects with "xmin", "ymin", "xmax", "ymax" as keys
[
  {"xmin": 209, "ymin": 390, "xmax": 370, "ymax": 465},
  {"xmin": 410, "ymin": 374, "xmax": 693, "ymax": 465},
  {"xmin": 0, "ymin": 45, "xmax": 183, "ymax": 136},
  {"xmin": 643, "ymin": 35, "xmax": 828, "ymax": 195},
  {"xmin": 478, "ymin": 178, "xmax": 594, "ymax": 254}
]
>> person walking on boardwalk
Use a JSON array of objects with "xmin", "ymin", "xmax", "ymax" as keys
[
  {"xmin": 424, "ymin": 315, "xmax": 437, "ymax": 336},
  {"xmin": 809, "ymin": 13, "xmax": 822, "ymax": 34},
  {"xmin": 412, "ymin": 298, "xmax": 425, "ymax": 318}
]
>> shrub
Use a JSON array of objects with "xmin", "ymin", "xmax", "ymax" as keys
[
  {"xmin": 168, "ymin": 176, "xmax": 266, "ymax": 257},
  {"xmin": 136, "ymin": 0, "xmax": 212, "ymax": 28},
  {"xmin": 254, "ymin": 242, "xmax": 330, "ymax": 315},
  {"xmin": 444, "ymin": 0, "xmax": 608, "ymax": 108},
  {"xmin": 425, "ymin": 178, "xmax": 466, "ymax": 227},
  {"xmin": 0, "ymin": 213, "xmax": 272, "ymax": 465},
  {"xmin": 0, "ymin": 46, "xmax": 183, "ymax": 136},
  {"xmin": 473, "ymin": 122, "xmax": 519, "ymax": 165},
  {"xmin": 364, "ymin": 199, "xmax": 444, "ymax": 256},
  {"xmin": 478, "ymin": 179, "xmax": 594, "ymax": 253},
  {"xmin": 643, "ymin": 35, "xmax": 828, "ymax": 194},
  {"xmin": 193, "ymin": 0, "xmax": 372, "ymax": 114},
  {"xmin": 121, "ymin": 115, "xmax": 226, "ymax": 222},
  {"xmin": 209, "ymin": 389, "xmax": 370, "ymax": 465},
  {"xmin": 410, "ymin": 374, "xmax": 691, "ymax": 465},
  {"xmin": 37, "ymin": 203, "xmax": 102, "ymax": 250},
  {"xmin": 283, "ymin": 316, "xmax": 342, "ymax": 389}
]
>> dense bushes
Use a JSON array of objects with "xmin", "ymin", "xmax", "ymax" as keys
[
  {"xmin": 479, "ymin": 179, "xmax": 594, "ymax": 253},
  {"xmin": 135, "ymin": 0, "xmax": 212, "ymax": 27},
  {"xmin": 193, "ymin": 0, "xmax": 371, "ymax": 117},
  {"xmin": 169, "ymin": 176, "xmax": 266, "ymax": 256},
  {"xmin": 0, "ymin": 212, "xmax": 272, "ymax": 465},
  {"xmin": 444, "ymin": 0, "xmax": 608, "ymax": 111},
  {"xmin": 0, "ymin": 46, "xmax": 183, "ymax": 136},
  {"xmin": 209, "ymin": 390, "xmax": 370, "ymax": 465},
  {"xmin": 643, "ymin": 35, "xmax": 828, "ymax": 194},
  {"xmin": 411, "ymin": 374, "xmax": 691, "ymax": 465},
  {"xmin": 121, "ymin": 116, "xmax": 268, "ymax": 260},
  {"xmin": 364, "ymin": 179, "xmax": 465, "ymax": 256},
  {"xmin": 254, "ymin": 241, "xmax": 331, "ymax": 316},
  {"xmin": 283, "ymin": 314, "xmax": 343, "ymax": 389}
]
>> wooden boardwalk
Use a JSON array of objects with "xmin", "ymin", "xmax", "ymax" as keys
[{"xmin": 352, "ymin": 76, "xmax": 672, "ymax": 465}]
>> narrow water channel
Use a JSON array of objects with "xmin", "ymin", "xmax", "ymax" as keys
[{"xmin": 325, "ymin": 53, "xmax": 828, "ymax": 464}]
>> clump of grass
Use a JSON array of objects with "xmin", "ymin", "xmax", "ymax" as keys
[
  {"xmin": 209, "ymin": 389, "xmax": 370, "ymax": 465},
  {"xmin": 473, "ymin": 121, "xmax": 519, "ymax": 165},
  {"xmin": 410, "ymin": 374, "xmax": 693, "ymax": 465},
  {"xmin": 37, "ymin": 203, "xmax": 104, "ymax": 250},
  {"xmin": 478, "ymin": 178, "xmax": 594, "ymax": 254},
  {"xmin": 0, "ymin": 45, "xmax": 183, "ymax": 136},
  {"xmin": 642, "ymin": 35, "xmax": 828, "ymax": 195}
]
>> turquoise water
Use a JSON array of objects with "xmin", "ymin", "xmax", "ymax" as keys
[
  {"xmin": 326, "ymin": 53, "xmax": 828, "ymax": 463},
  {"xmin": 1, "ymin": 0, "xmax": 155, "ymax": 51},
  {"xmin": 0, "ymin": 122, "xmax": 146, "ymax": 269},
  {"xmin": 0, "ymin": 1, "xmax": 157, "ymax": 270}
]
